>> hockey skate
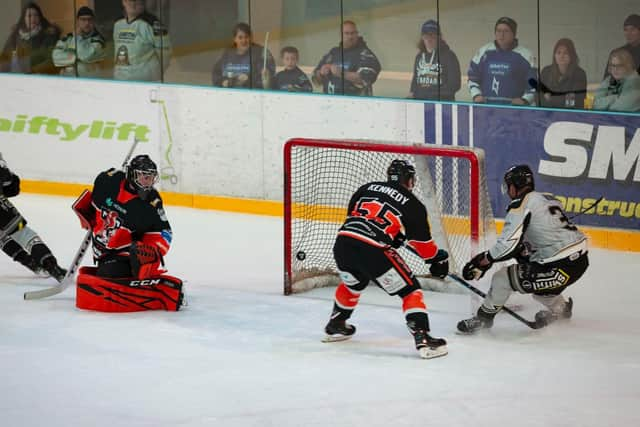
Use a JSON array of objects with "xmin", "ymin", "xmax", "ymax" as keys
[
  {"xmin": 413, "ymin": 330, "xmax": 448, "ymax": 359},
  {"xmin": 322, "ymin": 319, "xmax": 356, "ymax": 343},
  {"xmin": 42, "ymin": 258, "xmax": 67, "ymax": 283},
  {"xmin": 534, "ymin": 297, "xmax": 573, "ymax": 327},
  {"xmin": 457, "ymin": 315, "xmax": 494, "ymax": 334}
]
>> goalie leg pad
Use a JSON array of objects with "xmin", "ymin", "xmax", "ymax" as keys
[{"xmin": 76, "ymin": 267, "xmax": 184, "ymax": 312}]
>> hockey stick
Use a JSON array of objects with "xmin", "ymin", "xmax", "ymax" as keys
[
  {"xmin": 23, "ymin": 138, "xmax": 141, "ymax": 300},
  {"xmin": 448, "ymin": 273, "xmax": 544, "ymax": 329},
  {"xmin": 568, "ymin": 196, "xmax": 603, "ymax": 220}
]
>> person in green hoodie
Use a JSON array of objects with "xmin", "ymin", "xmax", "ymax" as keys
[
  {"xmin": 594, "ymin": 47, "xmax": 640, "ymax": 112},
  {"xmin": 113, "ymin": 0, "xmax": 171, "ymax": 82}
]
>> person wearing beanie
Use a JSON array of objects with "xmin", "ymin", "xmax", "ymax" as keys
[
  {"xmin": 467, "ymin": 16, "xmax": 536, "ymax": 105},
  {"xmin": 604, "ymin": 14, "xmax": 640, "ymax": 78},
  {"xmin": 52, "ymin": 6, "xmax": 106, "ymax": 77},
  {"xmin": 409, "ymin": 19, "xmax": 461, "ymax": 101}
]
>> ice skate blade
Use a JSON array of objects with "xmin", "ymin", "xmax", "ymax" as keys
[
  {"xmin": 322, "ymin": 334, "xmax": 353, "ymax": 343},
  {"xmin": 419, "ymin": 345, "xmax": 448, "ymax": 359}
]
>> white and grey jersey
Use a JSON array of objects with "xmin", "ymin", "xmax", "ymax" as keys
[{"xmin": 489, "ymin": 191, "xmax": 587, "ymax": 264}]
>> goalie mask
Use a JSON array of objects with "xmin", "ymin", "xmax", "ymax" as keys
[
  {"xmin": 387, "ymin": 159, "xmax": 416, "ymax": 188},
  {"xmin": 126, "ymin": 155, "xmax": 158, "ymax": 200},
  {"xmin": 502, "ymin": 164, "xmax": 534, "ymax": 196}
]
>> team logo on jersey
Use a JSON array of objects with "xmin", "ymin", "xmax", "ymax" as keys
[
  {"xmin": 95, "ymin": 210, "xmax": 121, "ymax": 245},
  {"xmin": 116, "ymin": 45, "xmax": 130, "ymax": 66},
  {"xmin": 491, "ymin": 76, "xmax": 500, "ymax": 96}
]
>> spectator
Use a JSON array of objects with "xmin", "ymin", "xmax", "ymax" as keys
[
  {"xmin": 113, "ymin": 0, "xmax": 171, "ymax": 82},
  {"xmin": 468, "ymin": 17, "xmax": 536, "ymax": 105},
  {"xmin": 593, "ymin": 48, "xmax": 640, "ymax": 112},
  {"xmin": 604, "ymin": 14, "xmax": 640, "ymax": 78},
  {"xmin": 273, "ymin": 46, "xmax": 312, "ymax": 92},
  {"xmin": 52, "ymin": 7, "xmax": 107, "ymax": 78},
  {"xmin": 409, "ymin": 19, "xmax": 461, "ymax": 101},
  {"xmin": 538, "ymin": 38, "xmax": 587, "ymax": 109},
  {"xmin": 0, "ymin": 2, "xmax": 60, "ymax": 75},
  {"xmin": 313, "ymin": 21, "xmax": 381, "ymax": 96},
  {"xmin": 211, "ymin": 22, "xmax": 275, "ymax": 89}
]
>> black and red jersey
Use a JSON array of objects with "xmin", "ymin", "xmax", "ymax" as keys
[
  {"xmin": 338, "ymin": 181, "xmax": 439, "ymax": 260},
  {"xmin": 90, "ymin": 169, "xmax": 171, "ymax": 261}
]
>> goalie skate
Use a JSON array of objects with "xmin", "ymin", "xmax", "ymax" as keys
[{"xmin": 322, "ymin": 320, "xmax": 356, "ymax": 343}]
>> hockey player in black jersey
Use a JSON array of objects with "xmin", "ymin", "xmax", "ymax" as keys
[
  {"xmin": 72, "ymin": 154, "xmax": 183, "ymax": 312},
  {"xmin": 0, "ymin": 153, "xmax": 66, "ymax": 282},
  {"xmin": 323, "ymin": 159, "xmax": 449, "ymax": 359},
  {"xmin": 458, "ymin": 165, "xmax": 589, "ymax": 333}
]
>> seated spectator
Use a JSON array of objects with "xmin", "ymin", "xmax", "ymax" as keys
[
  {"xmin": 52, "ymin": 7, "xmax": 106, "ymax": 78},
  {"xmin": 409, "ymin": 19, "xmax": 461, "ymax": 101},
  {"xmin": 0, "ymin": 2, "xmax": 60, "ymax": 74},
  {"xmin": 113, "ymin": 0, "xmax": 171, "ymax": 82},
  {"xmin": 273, "ymin": 46, "xmax": 312, "ymax": 92},
  {"xmin": 468, "ymin": 17, "xmax": 536, "ymax": 105},
  {"xmin": 604, "ymin": 14, "xmax": 640, "ymax": 78},
  {"xmin": 313, "ymin": 21, "xmax": 381, "ymax": 96},
  {"xmin": 539, "ymin": 38, "xmax": 587, "ymax": 109},
  {"xmin": 211, "ymin": 22, "xmax": 275, "ymax": 89},
  {"xmin": 594, "ymin": 48, "xmax": 640, "ymax": 112}
]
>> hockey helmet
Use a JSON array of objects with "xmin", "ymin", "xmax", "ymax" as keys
[
  {"xmin": 387, "ymin": 159, "xmax": 416, "ymax": 187},
  {"xmin": 126, "ymin": 154, "xmax": 158, "ymax": 199},
  {"xmin": 503, "ymin": 164, "xmax": 534, "ymax": 195}
]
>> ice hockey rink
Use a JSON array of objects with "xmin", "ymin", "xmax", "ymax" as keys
[{"xmin": 1, "ymin": 193, "xmax": 639, "ymax": 427}]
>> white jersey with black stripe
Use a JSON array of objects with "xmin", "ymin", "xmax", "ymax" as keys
[{"xmin": 489, "ymin": 191, "xmax": 587, "ymax": 264}]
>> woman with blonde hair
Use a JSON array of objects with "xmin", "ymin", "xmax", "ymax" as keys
[{"xmin": 594, "ymin": 48, "xmax": 640, "ymax": 112}]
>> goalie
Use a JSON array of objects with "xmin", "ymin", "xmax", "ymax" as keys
[
  {"xmin": 458, "ymin": 164, "xmax": 589, "ymax": 333},
  {"xmin": 323, "ymin": 159, "xmax": 449, "ymax": 359},
  {"xmin": 72, "ymin": 154, "xmax": 183, "ymax": 312}
]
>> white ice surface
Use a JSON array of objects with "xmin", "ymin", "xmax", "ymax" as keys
[{"xmin": 1, "ymin": 194, "xmax": 639, "ymax": 427}]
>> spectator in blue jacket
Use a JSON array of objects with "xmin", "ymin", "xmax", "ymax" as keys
[
  {"xmin": 409, "ymin": 20, "xmax": 461, "ymax": 101},
  {"xmin": 468, "ymin": 17, "xmax": 536, "ymax": 105}
]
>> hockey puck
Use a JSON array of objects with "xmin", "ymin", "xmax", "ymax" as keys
[{"xmin": 296, "ymin": 251, "xmax": 306, "ymax": 261}]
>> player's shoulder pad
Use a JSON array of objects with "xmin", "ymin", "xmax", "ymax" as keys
[{"xmin": 148, "ymin": 190, "xmax": 163, "ymax": 208}]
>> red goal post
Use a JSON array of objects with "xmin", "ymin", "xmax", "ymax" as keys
[{"xmin": 284, "ymin": 138, "xmax": 496, "ymax": 295}]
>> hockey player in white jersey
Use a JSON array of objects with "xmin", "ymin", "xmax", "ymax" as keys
[{"xmin": 457, "ymin": 164, "xmax": 589, "ymax": 333}]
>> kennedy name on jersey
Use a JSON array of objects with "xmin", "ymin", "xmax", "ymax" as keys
[{"xmin": 366, "ymin": 184, "xmax": 410, "ymax": 204}]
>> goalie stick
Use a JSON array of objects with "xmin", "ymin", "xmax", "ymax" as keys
[
  {"xmin": 23, "ymin": 138, "xmax": 141, "ymax": 300},
  {"xmin": 448, "ymin": 273, "xmax": 544, "ymax": 329}
]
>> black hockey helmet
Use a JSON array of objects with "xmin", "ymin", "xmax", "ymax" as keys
[
  {"xmin": 387, "ymin": 159, "xmax": 416, "ymax": 187},
  {"xmin": 503, "ymin": 164, "xmax": 534, "ymax": 195},
  {"xmin": 126, "ymin": 154, "xmax": 158, "ymax": 199}
]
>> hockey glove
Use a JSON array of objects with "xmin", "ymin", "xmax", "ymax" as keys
[
  {"xmin": 462, "ymin": 251, "xmax": 493, "ymax": 280},
  {"xmin": 391, "ymin": 232, "xmax": 406, "ymax": 249},
  {"xmin": 130, "ymin": 242, "xmax": 163, "ymax": 279},
  {"xmin": 428, "ymin": 249, "xmax": 449, "ymax": 279},
  {"xmin": 514, "ymin": 241, "xmax": 532, "ymax": 264}
]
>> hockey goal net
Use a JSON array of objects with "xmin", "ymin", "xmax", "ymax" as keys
[{"xmin": 284, "ymin": 138, "xmax": 496, "ymax": 295}]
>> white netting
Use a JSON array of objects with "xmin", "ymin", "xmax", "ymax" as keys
[{"xmin": 285, "ymin": 139, "xmax": 496, "ymax": 294}]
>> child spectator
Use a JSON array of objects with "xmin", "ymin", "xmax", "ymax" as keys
[{"xmin": 273, "ymin": 46, "xmax": 312, "ymax": 92}]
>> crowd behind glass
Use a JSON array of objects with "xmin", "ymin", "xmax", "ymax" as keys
[{"xmin": 1, "ymin": 0, "xmax": 639, "ymax": 112}]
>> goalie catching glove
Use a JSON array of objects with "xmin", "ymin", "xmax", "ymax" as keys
[
  {"xmin": 130, "ymin": 241, "xmax": 164, "ymax": 279},
  {"xmin": 427, "ymin": 249, "xmax": 449, "ymax": 279},
  {"xmin": 462, "ymin": 251, "xmax": 494, "ymax": 280}
]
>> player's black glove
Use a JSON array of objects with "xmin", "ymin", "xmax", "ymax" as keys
[
  {"xmin": 391, "ymin": 232, "xmax": 406, "ymax": 249},
  {"xmin": 462, "ymin": 251, "xmax": 493, "ymax": 280},
  {"xmin": 514, "ymin": 241, "xmax": 532, "ymax": 264},
  {"xmin": 428, "ymin": 249, "xmax": 449, "ymax": 279}
]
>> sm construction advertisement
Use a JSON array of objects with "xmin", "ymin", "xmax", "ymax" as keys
[{"xmin": 424, "ymin": 104, "xmax": 640, "ymax": 231}]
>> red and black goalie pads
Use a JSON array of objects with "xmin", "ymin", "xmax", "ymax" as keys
[
  {"xmin": 76, "ymin": 266, "xmax": 183, "ymax": 312},
  {"xmin": 72, "ymin": 189, "xmax": 96, "ymax": 230}
]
